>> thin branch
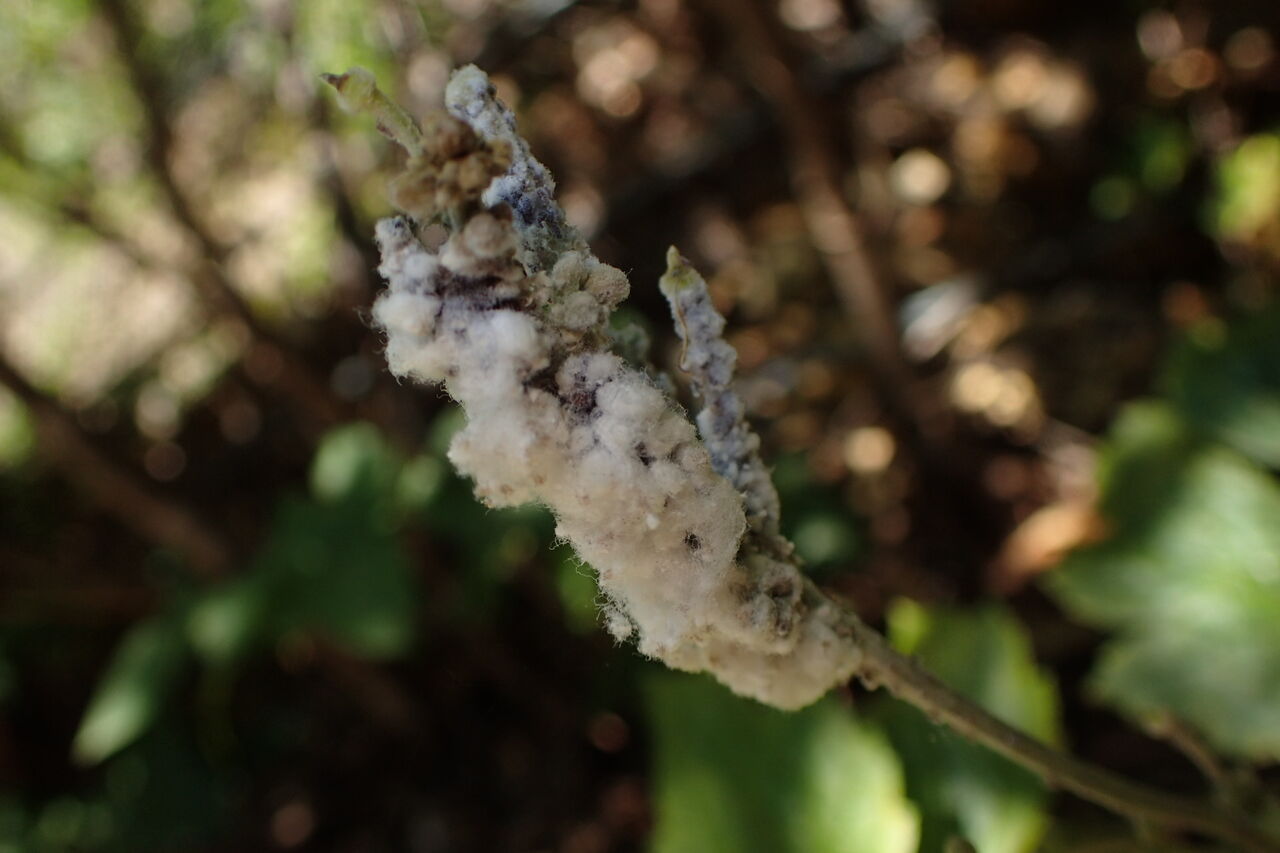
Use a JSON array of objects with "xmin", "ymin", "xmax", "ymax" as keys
[
  {"xmin": 0, "ymin": 353, "xmax": 424, "ymax": 737},
  {"xmin": 356, "ymin": 61, "xmax": 1278, "ymax": 849},
  {"xmin": 691, "ymin": 8, "xmax": 1277, "ymax": 845},
  {"xmin": 1145, "ymin": 712, "xmax": 1263, "ymax": 812},
  {"xmin": 701, "ymin": 0, "xmax": 930, "ymax": 441},
  {"xmin": 0, "ymin": 353, "xmax": 232, "ymax": 579},
  {"xmin": 94, "ymin": 0, "xmax": 348, "ymax": 429},
  {"xmin": 835, "ymin": 597, "xmax": 1280, "ymax": 853}
]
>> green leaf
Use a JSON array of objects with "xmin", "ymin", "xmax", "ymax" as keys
[
  {"xmin": 72, "ymin": 614, "xmax": 188, "ymax": 765},
  {"xmin": 0, "ymin": 389, "xmax": 33, "ymax": 470},
  {"xmin": 309, "ymin": 421, "xmax": 400, "ymax": 504},
  {"xmin": 264, "ymin": 498, "xmax": 417, "ymax": 658},
  {"xmin": 874, "ymin": 600, "xmax": 1060, "ymax": 853},
  {"xmin": 1164, "ymin": 309, "xmax": 1280, "ymax": 469},
  {"xmin": 188, "ymin": 423, "xmax": 421, "ymax": 663},
  {"xmin": 646, "ymin": 671, "xmax": 918, "ymax": 853},
  {"xmin": 186, "ymin": 571, "xmax": 273, "ymax": 665},
  {"xmin": 278, "ymin": 423, "xmax": 419, "ymax": 656},
  {"xmin": 1046, "ymin": 401, "xmax": 1280, "ymax": 760},
  {"xmin": 1210, "ymin": 132, "xmax": 1280, "ymax": 245}
]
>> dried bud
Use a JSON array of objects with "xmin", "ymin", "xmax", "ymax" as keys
[{"xmin": 388, "ymin": 111, "xmax": 512, "ymax": 223}]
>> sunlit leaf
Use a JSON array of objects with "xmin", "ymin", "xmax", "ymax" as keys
[
  {"xmin": 72, "ymin": 614, "xmax": 188, "ymax": 765},
  {"xmin": 1046, "ymin": 402, "xmax": 1280, "ymax": 760},
  {"xmin": 1211, "ymin": 132, "xmax": 1280, "ymax": 247},
  {"xmin": 646, "ymin": 671, "xmax": 918, "ymax": 853},
  {"xmin": 188, "ymin": 424, "xmax": 421, "ymax": 663},
  {"xmin": 186, "ymin": 571, "xmax": 273, "ymax": 665},
  {"xmin": 0, "ymin": 390, "xmax": 33, "ymax": 469},
  {"xmin": 309, "ymin": 421, "xmax": 399, "ymax": 503},
  {"xmin": 874, "ymin": 600, "xmax": 1060, "ymax": 853}
]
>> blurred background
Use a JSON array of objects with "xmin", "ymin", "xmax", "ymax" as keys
[{"xmin": 1, "ymin": 0, "xmax": 1278, "ymax": 850}]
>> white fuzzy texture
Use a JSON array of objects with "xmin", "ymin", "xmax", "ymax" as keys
[
  {"xmin": 371, "ymin": 66, "xmax": 860, "ymax": 709},
  {"xmin": 372, "ymin": 211, "xmax": 861, "ymax": 709}
]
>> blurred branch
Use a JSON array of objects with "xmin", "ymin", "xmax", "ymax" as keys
[
  {"xmin": 312, "ymin": 639, "xmax": 425, "ymax": 739},
  {"xmin": 0, "ymin": 352, "xmax": 232, "ymax": 579},
  {"xmin": 701, "ymin": 0, "xmax": 1005, "ymax": 583},
  {"xmin": 842, "ymin": 605, "xmax": 1280, "ymax": 853},
  {"xmin": 1144, "ymin": 712, "xmax": 1264, "ymax": 812},
  {"xmin": 95, "ymin": 0, "xmax": 349, "ymax": 429},
  {"xmin": 701, "ymin": 0, "xmax": 933, "ymax": 445},
  {"xmin": 0, "ymin": 152, "xmax": 341, "ymax": 433},
  {"xmin": 0, "ymin": 350, "xmax": 424, "ymax": 738},
  {"xmin": 0, "ymin": 585, "xmax": 156, "ymax": 626}
]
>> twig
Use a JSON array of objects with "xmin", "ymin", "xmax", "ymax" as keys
[
  {"xmin": 0, "ymin": 352, "xmax": 232, "ymax": 579},
  {"xmin": 355, "ymin": 60, "xmax": 1277, "ymax": 847},
  {"xmin": 95, "ymin": 0, "xmax": 348, "ymax": 429},
  {"xmin": 1145, "ymin": 712, "xmax": 1262, "ymax": 812},
  {"xmin": 0, "ymin": 351, "xmax": 424, "ymax": 736},
  {"xmin": 701, "ymin": 0, "xmax": 929, "ymax": 440},
  {"xmin": 836, "ymin": 598, "xmax": 1280, "ymax": 853},
  {"xmin": 692, "ymin": 9, "xmax": 1277, "ymax": 845}
]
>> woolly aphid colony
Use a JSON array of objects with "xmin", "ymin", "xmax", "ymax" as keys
[{"xmin": 327, "ymin": 66, "xmax": 861, "ymax": 709}]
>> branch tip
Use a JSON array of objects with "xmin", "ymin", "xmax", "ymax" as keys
[{"xmin": 321, "ymin": 67, "xmax": 423, "ymax": 157}]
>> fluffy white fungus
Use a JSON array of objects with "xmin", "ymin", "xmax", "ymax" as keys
[{"xmin": 364, "ymin": 66, "xmax": 862, "ymax": 709}]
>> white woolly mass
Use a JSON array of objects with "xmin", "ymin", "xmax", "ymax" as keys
[
  {"xmin": 372, "ymin": 210, "xmax": 861, "ymax": 709},
  {"xmin": 369, "ymin": 65, "xmax": 861, "ymax": 709}
]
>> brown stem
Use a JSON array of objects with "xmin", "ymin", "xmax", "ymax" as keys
[
  {"xmin": 1144, "ymin": 712, "xmax": 1262, "ymax": 812},
  {"xmin": 0, "ymin": 355, "xmax": 422, "ymax": 738},
  {"xmin": 698, "ymin": 8, "xmax": 1275, "ymax": 845},
  {"xmin": 701, "ymin": 0, "xmax": 929, "ymax": 439},
  {"xmin": 95, "ymin": 0, "xmax": 348, "ymax": 429},
  {"xmin": 0, "ymin": 355, "xmax": 231, "ymax": 579},
  {"xmin": 837, "ymin": 605, "xmax": 1280, "ymax": 852}
]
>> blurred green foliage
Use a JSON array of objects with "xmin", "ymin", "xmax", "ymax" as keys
[
  {"xmin": 1211, "ymin": 132, "xmax": 1280, "ymax": 253},
  {"xmin": 191, "ymin": 422, "xmax": 424, "ymax": 665},
  {"xmin": 644, "ymin": 599, "xmax": 1060, "ymax": 853},
  {"xmin": 72, "ymin": 610, "xmax": 188, "ymax": 765},
  {"xmin": 75, "ymin": 422, "xmax": 429, "ymax": 767},
  {"xmin": 1090, "ymin": 117, "xmax": 1192, "ymax": 220},
  {"xmin": 773, "ymin": 453, "xmax": 864, "ymax": 576},
  {"xmin": 1049, "ymin": 317, "xmax": 1280, "ymax": 759},
  {"xmin": 0, "ymin": 393, "xmax": 33, "ymax": 470},
  {"xmin": 874, "ymin": 601, "xmax": 1059, "ymax": 853},
  {"xmin": 645, "ymin": 671, "xmax": 919, "ymax": 853},
  {"xmin": 2, "ymin": 0, "xmax": 1279, "ymax": 849},
  {"xmin": 1164, "ymin": 308, "xmax": 1280, "ymax": 468}
]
